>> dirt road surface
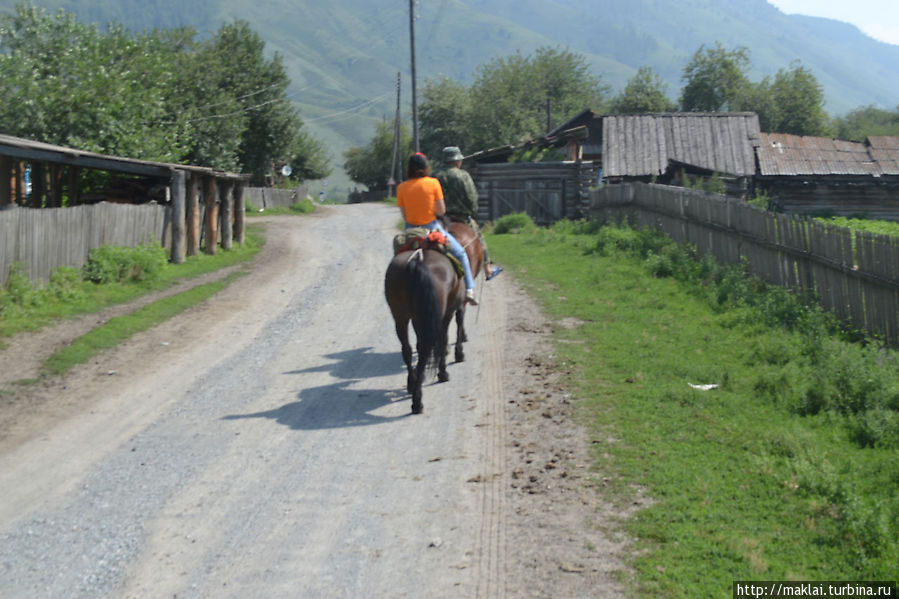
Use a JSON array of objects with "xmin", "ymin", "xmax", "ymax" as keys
[{"xmin": 0, "ymin": 203, "xmax": 633, "ymax": 598}]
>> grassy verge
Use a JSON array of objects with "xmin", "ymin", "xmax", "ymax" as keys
[
  {"xmin": 0, "ymin": 227, "xmax": 264, "ymax": 344},
  {"xmin": 487, "ymin": 219, "xmax": 898, "ymax": 597},
  {"xmin": 42, "ymin": 271, "xmax": 244, "ymax": 375},
  {"xmin": 245, "ymin": 198, "xmax": 316, "ymax": 215}
]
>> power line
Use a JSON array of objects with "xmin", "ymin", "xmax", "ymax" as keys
[{"xmin": 303, "ymin": 92, "xmax": 394, "ymax": 124}]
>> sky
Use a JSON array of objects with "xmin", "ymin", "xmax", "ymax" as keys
[{"xmin": 767, "ymin": 0, "xmax": 899, "ymax": 45}]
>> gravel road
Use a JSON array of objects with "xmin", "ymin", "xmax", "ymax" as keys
[{"xmin": 0, "ymin": 203, "xmax": 632, "ymax": 598}]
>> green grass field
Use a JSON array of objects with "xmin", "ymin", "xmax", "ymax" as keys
[{"xmin": 487, "ymin": 219, "xmax": 898, "ymax": 597}]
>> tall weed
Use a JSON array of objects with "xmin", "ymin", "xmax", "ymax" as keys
[{"xmin": 82, "ymin": 243, "xmax": 168, "ymax": 284}]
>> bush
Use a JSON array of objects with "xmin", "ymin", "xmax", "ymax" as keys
[
  {"xmin": 493, "ymin": 212, "xmax": 537, "ymax": 234},
  {"xmin": 48, "ymin": 266, "xmax": 85, "ymax": 303},
  {"xmin": 82, "ymin": 243, "xmax": 168, "ymax": 284},
  {"xmin": 289, "ymin": 198, "xmax": 316, "ymax": 214}
]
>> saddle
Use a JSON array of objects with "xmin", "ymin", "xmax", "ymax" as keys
[{"xmin": 393, "ymin": 228, "xmax": 464, "ymax": 279}]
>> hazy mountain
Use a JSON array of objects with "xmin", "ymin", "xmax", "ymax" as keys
[{"xmin": 3, "ymin": 0, "xmax": 898, "ymax": 191}]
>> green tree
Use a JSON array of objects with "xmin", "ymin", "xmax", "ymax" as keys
[
  {"xmin": 767, "ymin": 61, "xmax": 831, "ymax": 136},
  {"xmin": 610, "ymin": 66, "xmax": 676, "ymax": 114},
  {"xmin": 466, "ymin": 46, "xmax": 610, "ymax": 150},
  {"xmin": 343, "ymin": 120, "xmax": 411, "ymax": 191},
  {"xmin": 0, "ymin": 5, "xmax": 190, "ymax": 162},
  {"xmin": 0, "ymin": 6, "xmax": 329, "ymax": 184},
  {"xmin": 206, "ymin": 20, "xmax": 322, "ymax": 184},
  {"xmin": 419, "ymin": 77, "xmax": 473, "ymax": 162},
  {"xmin": 679, "ymin": 43, "xmax": 751, "ymax": 112},
  {"xmin": 834, "ymin": 105, "xmax": 899, "ymax": 141}
]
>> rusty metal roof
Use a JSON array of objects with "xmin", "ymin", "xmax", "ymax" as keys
[
  {"xmin": 601, "ymin": 113, "xmax": 761, "ymax": 178},
  {"xmin": 757, "ymin": 133, "xmax": 899, "ymax": 177}
]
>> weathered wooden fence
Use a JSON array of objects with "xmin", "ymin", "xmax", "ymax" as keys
[
  {"xmin": 471, "ymin": 161, "xmax": 598, "ymax": 225},
  {"xmin": 0, "ymin": 203, "xmax": 170, "ymax": 286},
  {"xmin": 243, "ymin": 185, "xmax": 308, "ymax": 210},
  {"xmin": 591, "ymin": 183, "xmax": 899, "ymax": 346}
]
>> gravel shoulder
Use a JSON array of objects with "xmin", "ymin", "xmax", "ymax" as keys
[{"xmin": 0, "ymin": 203, "xmax": 633, "ymax": 598}]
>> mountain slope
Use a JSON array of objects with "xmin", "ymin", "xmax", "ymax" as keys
[{"xmin": 2, "ymin": 0, "xmax": 898, "ymax": 192}]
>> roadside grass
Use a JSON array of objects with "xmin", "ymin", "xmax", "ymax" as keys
[
  {"xmin": 42, "ymin": 271, "xmax": 244, "ymax": 375},
  {"xmin": 0, "ymin": 226, "xmax": 264, "ymax": 350},
  {"xmin": 245, "ymin": 198, "xmax": 316, "ymax": 215},
  {"xmin": 487, "ymin": 217, "xmax": 898, "ymax": 597}
]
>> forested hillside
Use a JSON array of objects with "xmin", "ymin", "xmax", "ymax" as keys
[{"xmin": 2, "ymin": 0, "xmax": 898, "ymax": 191}]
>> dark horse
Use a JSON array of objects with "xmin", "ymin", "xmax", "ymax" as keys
[
  {"xmin": 447, "ymin": 220, "xmax": 484, "ymax": 353},
  {"xmin": 385, "ymin": 248, "xmax": 465, "ymax": 414}
]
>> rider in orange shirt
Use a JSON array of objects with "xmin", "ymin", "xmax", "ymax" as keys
[{"xmin": 397, "ymin": 153, "xmax": 478, "ymax": 305}]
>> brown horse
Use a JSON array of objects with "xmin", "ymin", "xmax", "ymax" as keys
[
  {"xmin": 384, "ymin": 248, "xmax": 465, "ymax": 414},
  {"xmin": 447, "ymin": 220, "xmax": 484, "ymax": 353}
]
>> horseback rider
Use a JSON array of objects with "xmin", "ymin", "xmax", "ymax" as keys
[
  {"xmin": 434, "ymin": 146, "xmax": 502, "ymax": 280},
  {"xmin": 396, "ymin": 152, "xmax": 479, "ymax": 305}
]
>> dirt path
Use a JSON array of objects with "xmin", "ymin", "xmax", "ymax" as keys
[{"xmin": 0, "ymin": 203, "xmax": 632, "ymax": 598}]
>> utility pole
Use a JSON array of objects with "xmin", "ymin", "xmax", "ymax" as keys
[
  {"xmin": 409, "ymin": 0, "xmax": 420, "ymax": 152},
  {"xmin": 389, "ymin": 72, "xmax": 401, "ymax": 196}
]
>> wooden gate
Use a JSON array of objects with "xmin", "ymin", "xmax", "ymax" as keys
[{"xmin": 471, "ymin": 161, "xmax": 597, "ymax": 225}]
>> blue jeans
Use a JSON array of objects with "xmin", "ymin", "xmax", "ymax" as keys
[{"xmin": 406, "ymin": 220, "xmax": 475, "ymax": 290}]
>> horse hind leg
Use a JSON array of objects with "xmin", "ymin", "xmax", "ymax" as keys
[
  {"xmin": 412, "ymin": 349, "xmax": 427, "ymax": 414},
  {"xmin": 454, "ymin": 307, "xmax": 466, "ymax": 363},
  {"xmin": 394, "ymin": 320, "xmax": 415, "ymax": 394},
  {"xmin": 437, "ymin": 317, "xmax": 451, "ymax": 382}
]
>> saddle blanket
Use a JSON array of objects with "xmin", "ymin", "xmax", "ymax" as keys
[{"xmin": 392, "ymin": 228, "xmax": 464, "ymax": 279}]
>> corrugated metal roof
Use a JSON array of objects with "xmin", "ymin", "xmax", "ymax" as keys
[
  {"xmin": 0, "ymin": 133, "xmax": 249, "ymax": 180},
  {"xmin": 756, "ymin": 133, "xmax": 898, "ymax": 177},
  {"xmin": 601, "ymin": 113, "xmax": 761, "ymax": 178},
  {"xmin": 866, "ymin": 136, "xmax": 899, "ymax": 175}
]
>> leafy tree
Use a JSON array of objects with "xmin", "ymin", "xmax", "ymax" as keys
[
  {"xmin": 0, "ymin": 5, "xmax": 329, "ymax": 185},
  {"xmin": 680, "ymin": 43, "xmax": 751, "ymax": 112},
  {"xmin": 767, "ymin": 61, "xmax": 831, "ymax": 136},
  {"xmin": 206, "ymin": 20, "xmax": 325, "ymax": 184},
  {"xmin": 466, "ymin": 47, "xmax": 610, "ymax": 149},
  {"xmin": 833, "ymin": 105, "xmax": 899, "ymax": 141},
  {"xmin": 419, "ymin": 77, "xmax": 473, "ymax": 162},
  {"xmin": 343, "ymin": 120, "xmax": 411, "ymax": 191},
  {"xmin": 0, "ymin": 5, "xmax": 190, "ymax": 162},
  {"xmin": 610, "ymin": 66, "xmax": 676, "ymax": 114}
]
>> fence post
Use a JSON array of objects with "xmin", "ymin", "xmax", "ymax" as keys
[
  {"xmin": 220, "ymin": 179, "xmax": 234, "ymax": 251},
  {"xmin": 187, "ymin": 173, "xmax": 200, "ymax": 256},
  {"xmin": 233, "ymin": 182, "xmax": 246, "ymax": 245},
  {"xmin": 170, "ymin": 169, "xmax": 186, "ymax": 264},
  {"xmin": 204, "ymin": 175, "xmax": 218, "ymax": 255}
]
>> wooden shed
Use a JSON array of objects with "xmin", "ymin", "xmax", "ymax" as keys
[
  {"xmin": 756, "ymin": 133, "xmax": 899, "ymax": 220},
  {"xmin": 0, "ymin": 133, "xmax": 250, "ymax": 272}
]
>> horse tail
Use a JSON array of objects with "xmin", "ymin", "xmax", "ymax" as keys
[{"xmin": 406, "ymin": 255, "xmax": 443, "ymax": 374}]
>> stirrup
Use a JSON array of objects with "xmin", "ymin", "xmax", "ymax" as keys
[
  {"xmin": 465, "ymin": 289, "xmax": 478, "ymax": 305},
  {"xmin": 486, "ymin": 265, "xmax": 503, "ymax": 281}
]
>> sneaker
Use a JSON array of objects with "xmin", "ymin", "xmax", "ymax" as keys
[
  {"xmin": 486, "ymin": 265, "xmax": 504, "ymax": 281},
  {"xmin": 465, "ymin": 289, "xmax": 478, "ymax": 305}
]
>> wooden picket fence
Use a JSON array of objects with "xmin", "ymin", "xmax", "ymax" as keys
[
  {"xmin": 0, "ymin": 202, "xmax": 170, "ymax": 286},
  {"xmin": 591, "ymin": 183, "xmax": 899, "ymax": 346}
]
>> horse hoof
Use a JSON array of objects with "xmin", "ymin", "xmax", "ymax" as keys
[
  {"xmin": 438, "ymin": 371, "xmax": 450, "ymax": 383},
  {"xmin": 455, "ymin": 350, "xmax": 465, "ymax": 363},
  {"xmin": 411, "ymin": 402, "xmax": 423, "ymax": 414}
]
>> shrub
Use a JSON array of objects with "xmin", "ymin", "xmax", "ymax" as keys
[
  {"xmin": 48, "ymin": 266, "xmax": 85, "ymax": 303},
  {"xmin": 83, "ymin": 243, "xmax": 168, "ymax": 284},
  {"xmin": 493, "ymin": 212, "xmax": 537, "ymax": 234},
  {"xmin": 0, "ymin": 262, "xmax": 40, "ymax": 316},
  {"xmin": 289, "ymin": 198, "xmax": 316, "ymax": 214}
]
